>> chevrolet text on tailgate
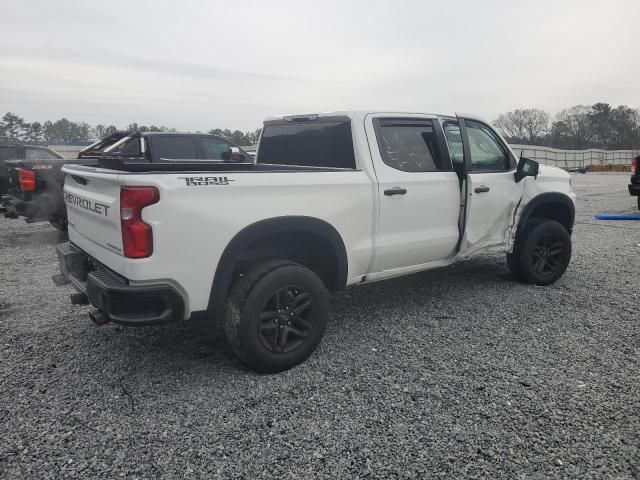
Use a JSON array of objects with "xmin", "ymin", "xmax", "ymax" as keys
[{"xmin": 53, "ymin": 111, "xmax": 576, "ymax": 372}]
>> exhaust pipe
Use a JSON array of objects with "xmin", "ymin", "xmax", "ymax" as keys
[
  {"xmin": 88, "ymin": 309, "xmax": 109, "ymax": 326},
  {"xmin": 69, "ymin": 292, "xmax": 88, "ymax": 305},
  {"xmin": 52, "ymin": 274, "xmax": 70, "ymax": 286}
]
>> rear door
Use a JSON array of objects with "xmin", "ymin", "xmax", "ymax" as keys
[
  {"xmin": 444, "ymin": 118, "xmax": 524, "ymax": 255},
  {"xmin": 365, "ymin": 114, "xmax": 461, "ymax": 273}
]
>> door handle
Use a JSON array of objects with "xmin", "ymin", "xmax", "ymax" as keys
[
  {"xmin": 384, "ymin": 187, "xmax": 407, "ymax": 196},
  {"xmin": 474, "ymin": 186, "xmax": 490, "ymax": 193}
]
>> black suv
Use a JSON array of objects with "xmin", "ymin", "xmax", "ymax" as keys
[
  {"xmin": 629, "ymin": 155, "xmax": 640, "ymax": 211},
  {"xmin": 0, "ymin": 141, "xmax": 63, "ymax": 198},
  {"xmin": 2, "ymin": 132, "xmax": 251, "ymax": 230}
]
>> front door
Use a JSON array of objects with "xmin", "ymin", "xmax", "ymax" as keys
[
  {"xmin": 443, "ymin": 119, "xmax": 525, "ymax": 256},
  {"xmin": 365, "ymin": 114, "xmax": 461, "ymax": 274}
]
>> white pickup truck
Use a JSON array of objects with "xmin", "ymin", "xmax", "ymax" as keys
[{"xmin": 54, "ymin": 111, "xmax": 576, "ymax": 372}]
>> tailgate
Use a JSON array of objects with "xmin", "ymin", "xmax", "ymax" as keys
[{"xmin": 62, "ymin": 166, "xmax": 124, "ymax": 258}]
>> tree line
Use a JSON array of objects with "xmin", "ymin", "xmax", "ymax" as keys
[
  {"xmin": 494, "ymin": 103, "xmax": 640, "ymax": 150},
  {"xmin": 3, "ymin": 103, "xmax": 639, "ymax": 150},
  {"xmin": 0, "ymin": 112, "xmax": 261, "ymax": 146}
]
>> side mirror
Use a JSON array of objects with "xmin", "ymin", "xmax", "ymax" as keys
[
  {"xmin": 515, "ymin": 157, "xmax": 539, "ymax": 183},
  {"xmin": 221, "ymin": 146, "xmax": 246, "ymax": 162}
]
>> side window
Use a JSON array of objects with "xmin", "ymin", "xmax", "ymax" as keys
[
  {"xmin": 106, "ymin": 138, "xmax": 140, "ymax": 157},
  {"xmin": 466, "ymin": 121, "xmax": 510, "ymax": 171},
  {"xmin": 376, "ymin": 119, "xmax": 450, "ymax": 172},
  {"xmin": 119, "ymin": 138, "xmax": 141, "ymax": 156},
  {"xmin": 25, "ymin": 148, "xmax": 60, "ymax": 160},
  {"xmin": 0, "ymin": 148, "xmax": 19, "ymax": 161},
  {"xmin": 198, "ymin": 137, "xmax": 232, "ymax": 160},
  {"xmin": 151, "ymin": 136, "xmax": 197, "ymax": 160},
  {"xmin": 442, "ymin": 122, "xmax": 464, "ymax": 167}
]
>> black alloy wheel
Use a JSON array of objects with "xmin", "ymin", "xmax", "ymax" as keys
[
  {"xmin": 530, "ymin": 233, "xmax": 565, "ymax": 276},
  {"xmin": 224, "ymin": 260, "xmax": 329, "ymax": 373},
  {"xmin": 257, "ymin": 285, "xmax": 313, "ymax": 354},
  {"xmin": 517, "ymin": 219, "xmax": 572, "ymax": 286}
]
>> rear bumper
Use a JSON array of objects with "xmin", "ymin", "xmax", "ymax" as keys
[
  {"xmin": 629, "ymin": 183, "xmax": 640, "ymax": 196},
  {"xmin": 55, "ymin": 242, "xmax": 185, "ymax": 326}
]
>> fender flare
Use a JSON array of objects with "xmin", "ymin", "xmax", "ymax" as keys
[
  {"xmin": 517, "ymin": 192, "xmax": 576, "ymax": 234},
  {"xmin": 207, "ymin": 216, "xmax": 348, "ymax": 318}
]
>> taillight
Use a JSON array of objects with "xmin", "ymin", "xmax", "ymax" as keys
[
  {"xmin": 18, "ymin": 169, "xmax": 36, "ymax": 192},
  {"xmin": 120, "ymin": 186, "xmax": 159, "ymax": 258},
  {"xmin": 632, "ymin": 158, "xmax": 638, "ymax": 175}
]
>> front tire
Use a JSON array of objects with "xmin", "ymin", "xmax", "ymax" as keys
[
  {"xmin": 509, "ymin": 219, "xmax": 572, "ymax": 286},
  {"xmin": 224, "ymin": 260, "xmax": 329, "ymax": 373}
]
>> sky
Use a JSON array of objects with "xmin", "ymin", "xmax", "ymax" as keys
[{"xmin": 1, "ymin": 0, "xmax": 639, "ymax": 131}]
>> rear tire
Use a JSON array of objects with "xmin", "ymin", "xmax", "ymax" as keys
[
  {"xmin": 224, "ymin": 260, "xmax": 329, "ymax": 373},
  {"xmin": 508, "ymin": 219, "xmax": 572, "ymax": 286}
]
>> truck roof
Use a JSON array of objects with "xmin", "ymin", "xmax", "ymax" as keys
[
  {"xmin": 139, "ymin": 132, "xmax": 220, "ymax": 137},
  {"xmin": 264, "ymin": 110, "xmax": 490, "ymax": 124}
]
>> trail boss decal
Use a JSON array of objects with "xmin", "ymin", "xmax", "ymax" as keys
[
  {"xmin": 63, "ymin": 192, "xmax": 110, "ymax": 216},
  {"xmin": 178, "ymin": 176, "xmax": 235, "ymax": 186}
]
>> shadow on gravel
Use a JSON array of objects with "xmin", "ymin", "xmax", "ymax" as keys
[
  {"xmin": 3, "ymin": 227, "xmax": 68, "ymax": 247},
  {"xmin": 65, "ymin": 255, "xmax": 515, "ymax": 378}
]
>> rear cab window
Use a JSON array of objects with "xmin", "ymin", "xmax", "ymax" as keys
[
  {"xmin": 25, "ymin": 148, "xmax": 63, "ymax": 160},
  {"xmin": 150, "ymin": 136, "xmax": 197, "ymax": 160},
  {"xmin": 257, "ymin": 116, "xmax": 356, "ymax": 169}
]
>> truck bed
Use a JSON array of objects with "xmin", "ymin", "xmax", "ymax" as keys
[{"xmin": 96, "ymin": 157, "xmax": 356, "ymax": 173}]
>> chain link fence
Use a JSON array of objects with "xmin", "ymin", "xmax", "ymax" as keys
[{"xmin": 510, "ymin": 144, "xmax": 639, "ymax": 171}]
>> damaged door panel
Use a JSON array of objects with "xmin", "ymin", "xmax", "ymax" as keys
[{"xmin": 453, "ymin": 118, "xmax": 526, "ymax": 258}]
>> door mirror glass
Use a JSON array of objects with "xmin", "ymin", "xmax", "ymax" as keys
[
  {"xmin": 221, "ymin": 146, "xmax": 246, "ymax": 162},
  {"xmin": 515, "ymin": 157, "xmax": 539, "ymax": 183}
]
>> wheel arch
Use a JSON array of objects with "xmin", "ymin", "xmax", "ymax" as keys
[
  {"xmin": 517, "ymin": 192, "xmax": 575, "ymax": 237},
  {"xmin": 207, "ymin": 216, "xmax": 348, "ymax": 318}
]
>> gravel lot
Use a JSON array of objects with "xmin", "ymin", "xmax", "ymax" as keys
[{"xmin": 1, "ymin": 173, "xmax": 638, "ymax": 479}]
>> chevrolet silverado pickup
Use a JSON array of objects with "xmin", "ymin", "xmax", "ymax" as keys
[
  {"xmin": 3, "ymin": 132, "xmax": 250, "ymax": 229},
  {"xmin": 54, "ymin": 111, "xmax": 576, "ymax": 372}
]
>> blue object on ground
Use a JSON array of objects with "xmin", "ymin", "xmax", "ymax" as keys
[{"xmin": 595, "ymin": 213, "xmax": 640, "ymax": 220}]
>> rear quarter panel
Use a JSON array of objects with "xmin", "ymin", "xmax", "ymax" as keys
[{"xmin": 117, "ymin": 170, "xmax": 375, "ymax": 315}]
